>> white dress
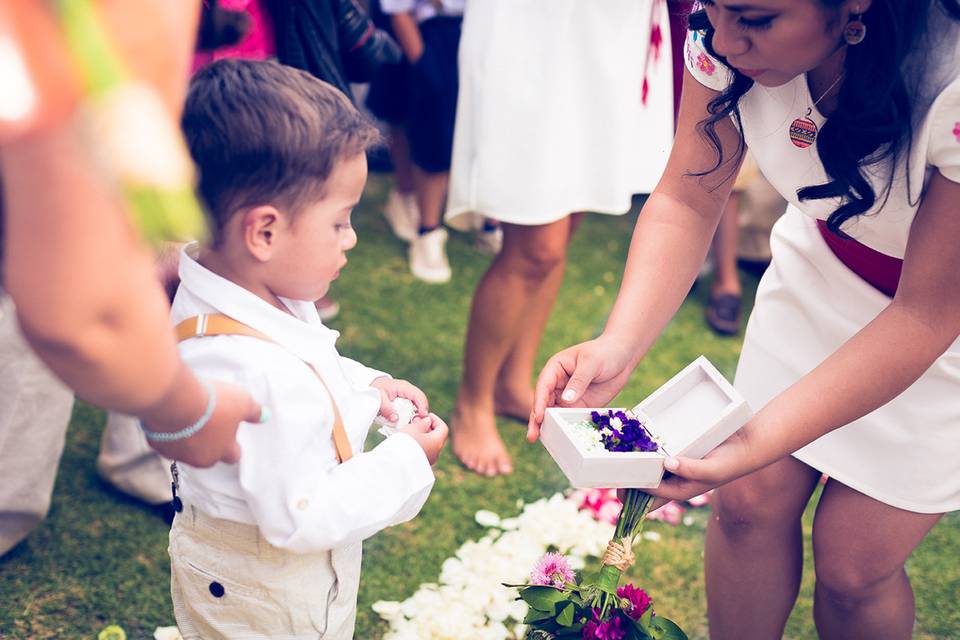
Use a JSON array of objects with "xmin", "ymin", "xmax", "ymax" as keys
[
  {"xmin": 446, "ymin": 0, "xmax": 675, "ymax": 228},
  {"xmin": 686, "ymin": 14, "xmax": 960, "ymax": 513}
]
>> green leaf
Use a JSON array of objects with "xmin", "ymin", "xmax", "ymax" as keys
[
  {"xmin": 520, "ymin": 586, "xmax": 569, "ymax": 612},
  {"xmin": 649, "ymin": 616, "xmax": 689, "ymax": 640},
  {"xmin": 640, "ymin": 607, "xmax": 654, "ymax": 627},
  {"xmin": 628, "ymin": 616, "xmax": 654, "ymax": 639},
  {"xmin": 556, "ymin": 603, "xmax": 576, "ymax": 627},
  {"xmin": 524, "ymin": 608, "xmax": 555, "ymax": 624}
]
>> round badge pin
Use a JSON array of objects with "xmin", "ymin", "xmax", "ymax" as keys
[{"xmin": 789, "ymin": 116, "xmax": 818, "ymax": 149}]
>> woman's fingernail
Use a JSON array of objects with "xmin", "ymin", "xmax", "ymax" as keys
[
  {"xmin": 258, "ymin": 407, "xmax": 272, "ymax": 423},
  {"xmin": 664, "ymin": 457, "xmax": 679, "ymax": 471},
  {"xmin": 561, "ymin": 389, "xmax": 576, "ymax": 402}
]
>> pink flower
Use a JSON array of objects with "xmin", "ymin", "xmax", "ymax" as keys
[
  {"xmin": 530, "ymin": 552, "xmax": 576, "ymax": 588},
  {"xmin": 647, "ymin": 500, "xmax": 685, "ymax": 525},
  {"xmin": 687, "ymin": 492, "xmax": 712, "ymax": 508},
  {"xmin": 616, "ymin": 583, "xmax": 653, "ymax": 620},
  {"xmin": 696, "ymin": 52, "xmax": 716, "ymax": 76},
  {"xmin": 573, "ymin": 488, "xmax": 622, "ymax": 524},
  {"xmin": 953, "ymin": 122, "xmax": 960, "ymax": 143},
  {"xmin": 582, "ymin": 611, "xmax": 626, "ymax": 640}
]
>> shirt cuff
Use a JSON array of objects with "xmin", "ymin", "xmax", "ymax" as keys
[{"xmin": 379, "ymin": 431, "xmax": 435, "ymax": 489}]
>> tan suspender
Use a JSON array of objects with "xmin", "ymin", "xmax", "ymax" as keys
[{"xmin": 174, "ymin": 314, "xmax": 353, "ymax": 464}]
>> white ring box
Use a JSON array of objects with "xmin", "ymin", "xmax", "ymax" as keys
[{"xmin": 540, "ymin": 356, "xmax": 753, "ymax": 489}]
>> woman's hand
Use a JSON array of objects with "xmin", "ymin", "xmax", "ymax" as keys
[
  {"xmin": 647, "ymin": 428, "xmax": 759, "ymax": 503},
  {"xmin": 527, "ymin": 335, "xmax": 640, "ymax": 442},
  {"xmin": 145, "ymin": 380, "xmax": 267, "ymax": 467}
]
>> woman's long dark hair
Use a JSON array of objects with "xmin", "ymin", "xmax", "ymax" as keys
[{"xmin": 690, "ymin": 0, "xmax": 960, "ymax": 235}]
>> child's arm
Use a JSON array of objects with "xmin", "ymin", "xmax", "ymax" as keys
[{"xmin": 231, "ymin": 355, "xmax": 436, "ymax": 553}]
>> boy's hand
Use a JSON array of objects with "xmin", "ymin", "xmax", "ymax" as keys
[
  {"xmin": 371, "ymin": 377, "xmax": 428, "ymax": 422},
  {"xmin": 398, "ymin": 414, "xmax": 449, "ymax": 465}
]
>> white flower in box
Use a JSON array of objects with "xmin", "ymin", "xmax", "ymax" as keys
[{"xmin": 541, "ymin": 356, "xmax": 753, "ymax": 489}]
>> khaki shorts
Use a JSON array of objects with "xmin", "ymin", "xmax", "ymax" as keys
[{"xmin": 169, "ymin": 503, "xmax": 359, "ymax": 639}]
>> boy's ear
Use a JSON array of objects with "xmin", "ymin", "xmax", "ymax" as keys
[{"xmin": 242, "ymin": 205, "xmax": 284, "ymax": 261}]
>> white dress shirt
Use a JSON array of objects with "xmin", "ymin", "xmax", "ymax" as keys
[{"xmin": 170, "ymin": 245, "xmax": 435, "ymax": 554}]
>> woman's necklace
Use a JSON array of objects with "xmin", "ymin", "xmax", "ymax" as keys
[{"xmin": 789, "ymin": 73, "xmax": 844, "ymax": 149}]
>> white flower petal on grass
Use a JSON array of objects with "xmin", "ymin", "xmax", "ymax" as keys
[
  {"xmin": 153, "ymin": 628, "xmax": 183, "ymax": 640},
  {"xmin": 642, "ymin": 531, "xmax": 662, "ymax": 542},
  {"xmin": 499, "ymin": 517, "xmax": 520, "ymax": 530},
  {"xmin": 375, "ymin": 492, "xmax": 620, "ymax": 639},
  {"xmin": 475, "ymin": 510, "xmax": 502, "ymax": 528}
]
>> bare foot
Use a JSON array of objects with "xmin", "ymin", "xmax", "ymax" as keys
[
  {"xmin": 494, "ymin": 385, "xmax": 534, "ymax": 423},
  {"xmin": 451, "ymin": 402, "xmax": 513, "ymax": 477}
]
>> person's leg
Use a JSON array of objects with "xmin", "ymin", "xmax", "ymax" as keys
[
  {"xmin": 0, "ymin": 295, "xmax": 73, "ymax": 556},
  {"xmin": 452, "ymin": 217, "xmax": 573, "ymax": 476},
  {"xmin": 382, "ymin": 125, "xmax": 420, "ymax": 242},
  {"xmin": 389, "ymin": 125, "xmax": 415, "ymax": 196},
  {"xmin": 706, "ymin": 194, "xmax": 743, "ymax": 335},
  {"xmin": 413, "ymin": 168, "xmax": 447, "ymax": 231},
  {"xmin": 97, "ymin": 412, "xmax": 172, "ymax": 505},
  {"xmin": 811, "ymin": 479, "xmax": 941, "ymax": 640},
  {"xmin": 705, "ymin": 455, "xmax": 822, "ymax": 639},
  {"xmin": 408, "ymin": 168, "xmax": 451, "ymax": 282},
  {"xmin": 494, "ymin": 214, "xmax": 581, "ymax": 419}
]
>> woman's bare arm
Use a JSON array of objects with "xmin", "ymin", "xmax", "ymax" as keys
[
  {"xmin": 651, "ymin": 169, "xmax": 960, "ymax": 500},
  {"xmin": 529, "ymin": 69, "xmax": 744, "ymax": 435}
]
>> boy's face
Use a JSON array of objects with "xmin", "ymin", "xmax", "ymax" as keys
[{"xmin": 267, "ymin": 153, "xmax": 367, "ymax": 301}]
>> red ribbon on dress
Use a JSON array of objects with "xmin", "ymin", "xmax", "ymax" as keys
[{"xmin": 816, "ymin": 219, "xmax": 903, "ymax": 298}]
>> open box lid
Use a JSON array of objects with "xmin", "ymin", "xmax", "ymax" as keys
[{"xmin": 630, "ymin": 356, "xmax": 752, "ymax": 459}]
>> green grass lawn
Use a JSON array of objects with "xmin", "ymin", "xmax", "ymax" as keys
[{"xmin": 2, "ymin": 175, "xmax": 958, "ymax": 639}]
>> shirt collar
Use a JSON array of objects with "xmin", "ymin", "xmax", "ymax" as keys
[{"xmin": 176, "ymin": 243, "xmax": 339, "ymax": 359}]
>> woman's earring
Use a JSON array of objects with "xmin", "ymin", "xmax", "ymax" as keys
[{"xmin": 844, "ymin": 13, "xmax": 867, "ymax": 45}]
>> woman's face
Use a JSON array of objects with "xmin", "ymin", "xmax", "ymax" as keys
[{"xmin": 701, "ymin": 0, "xmax": 866, "ymax": 86}]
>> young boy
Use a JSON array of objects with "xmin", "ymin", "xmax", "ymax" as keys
[{"xmin": 167, "ymin": 59, "xmax": 448, "ymax": 639}]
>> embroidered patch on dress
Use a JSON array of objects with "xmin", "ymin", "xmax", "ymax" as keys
[{"xmin": 696, "ymin": 52, "xmax": 716, "ymax": 76}]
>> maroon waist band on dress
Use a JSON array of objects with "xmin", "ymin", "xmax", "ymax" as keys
[{"xmin": 816, "ymin": 219, "xmax": 903, "ymax": 298}]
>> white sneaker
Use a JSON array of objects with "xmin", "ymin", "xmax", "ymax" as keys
[
  {"xmin": 383, "ymin": 190, "xmax": 418, "ymax": 242},
  {"xmin": 409, "ymin": 227, "xmax": 452, "ymax": 283},
  {"xmin": 475, "ymin": 226, "xmax": 503, "ymax": 254}
]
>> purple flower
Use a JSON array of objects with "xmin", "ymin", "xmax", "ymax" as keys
[
  {"xmin": 529, "ymin": 552, "xmax": 576, "ymax": 588},
  {"xmin": 582, "ymin": 610, "xmax": 626, "ymax": 640},
  {"xmin": 617, "ymin": 583, "xmax": 653, "ymax": 620}
]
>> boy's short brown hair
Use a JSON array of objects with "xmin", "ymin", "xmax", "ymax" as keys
[{"xmin": 183, "ymin": 59, "xmax": 379, "ymax": 245}]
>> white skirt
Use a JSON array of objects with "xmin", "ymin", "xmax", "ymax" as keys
[
  {"xmin": 735, "ymin": 207, "xmax": 960, "ymax": 514},
  {"xmin": 446, "ymin": 0, "xmax": 675, "ymax": 228}
]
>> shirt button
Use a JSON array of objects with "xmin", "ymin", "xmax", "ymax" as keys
[
  {"xmin": 209, "ymin": 581, "xmax": 225, "ymax": 598},
  {"xmin": 296, "ymin": 498, "xmax": 309, "ymax": 511}
]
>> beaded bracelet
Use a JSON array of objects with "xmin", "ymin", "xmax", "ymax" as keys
[{"xmin": 139, "ymin": 379, "xmax": 217, "ymax": 442}]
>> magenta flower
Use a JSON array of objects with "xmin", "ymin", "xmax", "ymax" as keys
[
  {"xmin": 582, "ymin": 611, "xmax": 626, "ymax": 640},
  {"xmin": 616, "ymin": 583, "xmax": 653, "ymax": 620},
  {"xmin": 647, "ymin": 500, "xmax": 685, "ymax": 525},
  {"xmin": 529, "ymin": 552, "xmax": 576, "ymax": 588}
]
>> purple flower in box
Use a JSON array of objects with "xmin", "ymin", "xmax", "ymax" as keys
[{"xmin": 588, "ymin": 410, "xmax": 659, "ymax": 454}]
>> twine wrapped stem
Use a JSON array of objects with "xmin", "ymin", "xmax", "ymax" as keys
[{"xmin": 594, "ymin": 489, "xmax": 655, "ymax": 617}]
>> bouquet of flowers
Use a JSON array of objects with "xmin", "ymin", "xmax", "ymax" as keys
[{"xmin": 507, "ymin": 411, "xmax": 688, "ymax": 640}]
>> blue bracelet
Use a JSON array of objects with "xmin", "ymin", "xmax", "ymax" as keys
[{"xmin": 139, "ymin": 380, "xmax": 217, "ymax": 442}]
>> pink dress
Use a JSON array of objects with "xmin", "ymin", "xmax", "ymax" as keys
[{"xmin": 191, "ymin": 0, "xmax": 277, "ymax": 73}]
